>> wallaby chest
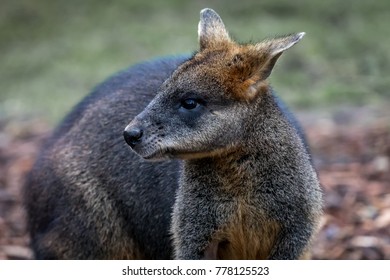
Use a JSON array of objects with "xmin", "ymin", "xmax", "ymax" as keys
[
  {"xmin": 209, "ymin": 200, "xmax": 281, "ymax": 260},
  {"xmin": 186, "ymin": 156, "xmax": 281, "ymax": 260}
]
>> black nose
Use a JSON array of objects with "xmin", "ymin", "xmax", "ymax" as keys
[{"xmin": 123, "ymin": 127, "xmax": 143, "ymax": 147}]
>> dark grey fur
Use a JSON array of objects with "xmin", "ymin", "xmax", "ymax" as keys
[
  {"xmin": 24, "ymin": 9, "xmax": 322, "ymax": 260},
  {"xmin": 24, "ymin": 57, "xmax": 186, "ymax": 259}
]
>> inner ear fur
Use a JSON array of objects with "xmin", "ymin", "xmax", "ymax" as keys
[
  {"xmin": 198, "ymin": 8, "xmax": 231, "ymax": 51},
  {"xmin": 230, "ymin": 33, "xmax": 305, "ymax": 100}
]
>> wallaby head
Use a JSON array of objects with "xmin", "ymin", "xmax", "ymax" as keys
[{"xmin": 123, "ymin": 8, "xmax": 304, "ymax": 160}]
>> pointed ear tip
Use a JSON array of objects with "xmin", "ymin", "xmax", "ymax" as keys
[
  {"xmin": 297, "ymin": 32, "xmax": 306, "ymax": 40},
  {"xmin": 200, "ymin": 8, "xmax": 212, "ymax": 14},
  {"xmin": 200, "ymin": 8, "xmax": 216, "ymax": 17}
]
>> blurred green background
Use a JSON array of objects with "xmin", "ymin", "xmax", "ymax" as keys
[{"xmin": 1, "ymin": 0, "xmax": 389, "ymax": 124}]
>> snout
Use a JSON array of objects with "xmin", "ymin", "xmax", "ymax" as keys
[
  {"xmin": 123, "ymin": 126, "xmax": 143, "ymax": 148},
  {"xmin": 123, "ymin": 116, "xmax": 166, "ymax": 160}
]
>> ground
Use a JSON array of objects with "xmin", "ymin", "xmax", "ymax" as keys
[{"xmin": 0, "ymin": 107, "xmax": 389, "ymax": 260}]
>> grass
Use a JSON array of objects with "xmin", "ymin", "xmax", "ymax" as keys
[{"xmin": 1, "ymin": 0, "xmax": 389, "ymax": 124}]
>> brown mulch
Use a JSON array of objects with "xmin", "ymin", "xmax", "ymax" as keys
[
  {"xmin": 0, "ymin": 118, "xmax": 50, "ymax": 260},
  {"xmin": 302, "ymin": 108, "xmax": 390, "ymax": 259},
  {"xmin": 0, "ymin": 107, "xmax": 389, "ymax": 259}
]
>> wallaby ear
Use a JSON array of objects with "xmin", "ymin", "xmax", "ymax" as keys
[
  {"xmin": 235, "ymin": 33, "xmax": 305, "ymax": 100},
  {"xmin": 255, "ymin": 32, "xmax": 305, "ymax": 80},
  {"xmin": 198, "ymin": 8, "xmax": 231, "ymax": 51}
]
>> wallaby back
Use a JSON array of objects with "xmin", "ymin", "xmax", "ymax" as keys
[
  {"xmin": 24, "ymin": 57, "xmax": 186, "ymax": 259},
  {"xmin": 24, "ymin": 8, "xmax": 322, "ymax": 259}
]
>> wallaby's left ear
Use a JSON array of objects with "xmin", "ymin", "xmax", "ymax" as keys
[
  {"xmin": 198, "ymin": 8, "xmax": 231, "ymax": 51},
  {"xmin": 255, "ymin": 32, "xmax": 305, "ymax": 80}
]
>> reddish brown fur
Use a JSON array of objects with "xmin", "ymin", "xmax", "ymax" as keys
[
  {"xmin": 174, "ymin": 41, "xmax": 273, "ymax": 102},
  {"xmin": 208, "ymin": 203, "xmax": 281, "ymax": 259}
]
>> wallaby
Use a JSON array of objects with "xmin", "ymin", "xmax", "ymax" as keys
[{"xmin": 24, "ymin": 8, "xmax": 322, "ymax": 259}]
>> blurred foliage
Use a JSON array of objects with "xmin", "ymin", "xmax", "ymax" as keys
[{"xmin": 1, "ymin": 0, "xmax": 389, "ymax": 124}]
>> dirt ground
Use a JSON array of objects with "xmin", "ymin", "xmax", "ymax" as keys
[{"xmin": 0, "ymin": 106, "xmax": 389, "ymax": 260}]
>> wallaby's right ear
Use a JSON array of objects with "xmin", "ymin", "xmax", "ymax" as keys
[
  {"xmin": 198, "ymin": 8, "xmax": 231, "ymax": 51},
  {"xmin": 234, "ymin": 33, "xmax": 305, "ymax": 101},
  {"xmin": 254, "ymin": 32, "xmax": 305, "ymax": 80}
]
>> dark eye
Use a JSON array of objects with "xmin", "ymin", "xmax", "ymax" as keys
[{"xmin": 180, "ymin": 98, "xmax": 199, "ymax": 110}]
